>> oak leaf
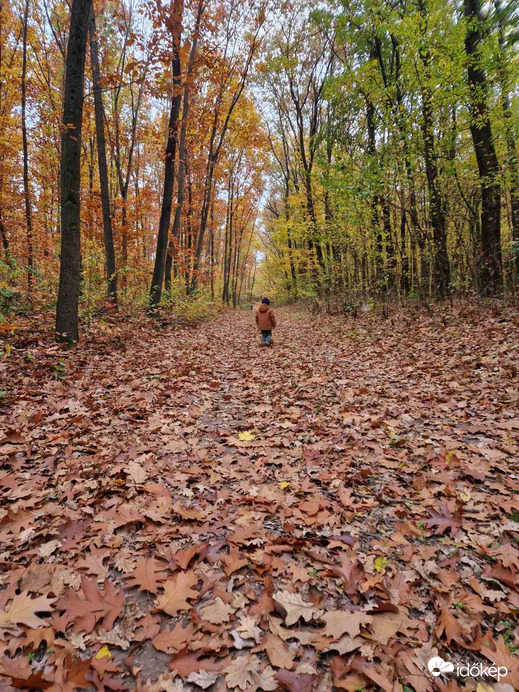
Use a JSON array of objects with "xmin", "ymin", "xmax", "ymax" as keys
[
  {"xmin": 126, "ymin": 462, "xmax": 147, "ymax": 484},
  {"xmin": 53, "ymin": 654, "xmax": 91, "ymax": 691},
  {"xmin": 264, "ymin": 633, "xmax": 295, "ymax": 669},
  {"xmin": 153, "ymin": 622, "xmax": 196, "ymax": 653},
  {"xmin": 369, "ymin": 611, "xmax": 417, "ymax": 645},
  {"xmin": 198, "ymin": 597, "xmax": 234, "ymax": 624},
  {"xmin": 235, "ymin": 616, "xmax": 262, "ymax": 644},
  {"xmin": 186, "ymin": 671, "xmax": 219, "ymax": 688},
  {"xmin": 169, "ymin": 649, "xmax": 222, "ymax": 676},
  {"xmin": 223, "ymin": 549, "xmax": 248, "ymax": 576},
  {"xmin": 0, "ymin": 654, "xmax": 51, "ymax": 689},
  {"xmin": 56, "ymin": 577, "xmax": 123, "ymax": 634},
  {"xmin": 320, "ymin": 610, "xmax": 372, "ymax": 640},
  {"xmin": 424, "ymin": 503, "xmax": 462, "ymax": 535},
  {"xmin": 224, "ymin": 654, "xmax": 276, "ymax": 691},
  {"xmin": 480, "ymin": 636, "xmax": 519, "ymax": 688},
  {"xmin": 156, "ymin": 571, "xmax": 199, "ymax": 615},
  {"xmin": 0, "ymin": 592, "xmax": 55, "ymax": 629},
  {"xmin": 133, "ymin": 612, "xmax": 161, "ymax": 642},
  {"xmin": 487, "ymin": 544, "xmax": 519, "ymax": 571},
  {"xmin": 275, "ymin": 669, "xmax": 316, "ymax": 692},
  {"xmin": 274, "ymin": 590, "xmax": 323, "ymax": 626},
  {"xmin": 435, "ymin": 607, "xmax": 467, "ymax": 645},
  {"xmin": 125, "ymin": 557, "xmax": 169, "ymax": 594}
]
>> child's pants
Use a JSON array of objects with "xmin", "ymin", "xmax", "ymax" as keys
[{"xmin": 261, "ymin": 330, "xmax": 272, "ymax": 345}]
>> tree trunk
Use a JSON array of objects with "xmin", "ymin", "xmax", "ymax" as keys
[
  {"xmin": 21, "ymin": 0, "xmax": 34, "ymax": 294},
  {"xmin": 55, "ymin": 0, "xmax": 92, "ymax": 341},
  {"xmin": 464, "ymin": 0, "xmax": 502, "ymax": 294},
  {"xmin": 494, "ymin": 0, "xmax": 519, "ymax": 282},
  {"xmin": 382, "ymin": 198, "xmax": 395, "ymax": 291},
  {"xmin": 422, "ymin": 83, "xmax": 450, "ymax": 298},
  {"xmin": 165, "ymin": 0, "xmax": 203, "ymax": 294},
  {"xmin": 285, "ymin": 184, "xmax": 297, "ymax": 297},
  {"xmin": 89, "ymin": 10, "xmax": 117, "ymax": 305},
  {"xmin": 0, "ymin": 218, "xmax": 13, "ymax": 268},
  {"xmin": 400, "ymin": 209, "xmax": 411, "ymax": 296},
  {"xmin": 222, "ymin": 176, "xmax": 233, "ymax": 304},
  {"xmin": 366, "ymin": 96, "xmax": 384, "ymax": 291},
  {"xmin": 209, "ymin": 198, "xmax": 215, "ymax": 300},
  {"xmin": 149, "ymin": 0, "xmax": 184, "ymax": 309},
  {"xmin": 418, "ymin": 0, "xmax": 450, "ymax": 298},
  {"xmin": 184, "ymin": 166, "xmax": 193, "ymax": 290}
]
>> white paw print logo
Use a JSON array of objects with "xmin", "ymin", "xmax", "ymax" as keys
[{"xmin": 428, "ymin": 657, "xmax": 455, "ymax": 677}]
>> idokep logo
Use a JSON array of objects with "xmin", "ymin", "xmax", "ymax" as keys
[
  {"xmin": 428, "ymin": 657, "xmax": 454, "ymax": 677},
  {"xmin": 427, "ymin": 656, "xmax": 509, "ymax": 682}
]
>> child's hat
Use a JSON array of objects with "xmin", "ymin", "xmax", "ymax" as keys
[{"xmin": 261, "ymin": 297, "xmax": 270, "ymax": 305}]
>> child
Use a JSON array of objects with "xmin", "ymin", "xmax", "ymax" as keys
[{"xmin": 255, "ymin": 297, "xmax": 277, "ymax": 346}]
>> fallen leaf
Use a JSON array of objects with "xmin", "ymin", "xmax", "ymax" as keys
[
  {"xmin": 198, "ymin": 597, "xmax": 235, "ymax": 624},
  {"xmin": 125, "ymin": 557, "xmax": 169, "ymax": 594},
  {"xmin": 320, "ymin": 610, "xmax": 373, "ymax": 640},
  {"xmin": 0, "ymin": 592, "xmax": 56, "ymax": 629},
  {"xmin": 274, "ymin": 590, "xmax": 323, "ymax": 626},
  {"xmin": 156, "ymin": 572, "xmax": 199, "ymax": 615}
]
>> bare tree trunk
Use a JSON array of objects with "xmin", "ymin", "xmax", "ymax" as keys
[
  {"xmin": 165, "ymin": 0, "xmax": 203, "ymax": 294},
  {"xmin": 400, "ymin": 209, "xmax": 411, "ymax": 296},
  {"xmin": 89, "ymin": 10, "xmax": 117, "ymax": 304},
  {"xmin": 464, "ymin": 0, "xmax": 502, "ymax": 294},
  {"xmin": 366, "ymin": 96, "xmax": 384, "ymax": 291},
  {"xmin": 0, "ymin": 218, "xmax": 12, "ymax": 267},
  {"xmin": 149, "ymin": 0, "xmax": 184, "ymax": 309},
  {"xmin": 55, "ymin": 0, "xmax": 92, "ymax": 341},
  {"xmin": 418, "ymin": 0, "xmax": 450, "ymax": 298},
  {"xmin": 284, "ymin": 184, "xmax": 297, "ymax": 297},
  {"xmin": 222, "ymin": 176, "xmax": 233, "ymax": 304},
  {"xmin": 209, "ymin": 198, "xmax": 215, "ymax": 300},
  {"xmin": 21, "ymin": 0, "xmax": 34, "ymax": 293},
  {"xmin": 494, "ymin": 0, "xmax": 518, "ymax": 283}
]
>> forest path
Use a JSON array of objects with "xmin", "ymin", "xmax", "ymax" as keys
[{"xmin": 1, "ymin": 307, "xmax": 518, "ymax": 690}]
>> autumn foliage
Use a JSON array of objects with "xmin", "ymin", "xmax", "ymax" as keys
[
  {"xmin": 1, "ymin": 306, "xmax": 518, "ymax": 689},
  {"xmin": 0, "ymin": 0, "xmax": 518, "ymax": 688}
]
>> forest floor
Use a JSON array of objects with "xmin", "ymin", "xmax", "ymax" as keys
[{"xmin": 0, "ymin": 305, "xmax": 518, "ymax": 692}]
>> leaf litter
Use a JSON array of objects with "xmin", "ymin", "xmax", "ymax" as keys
[{"xmin": 0, "ymin": 306, "xmax": 518, "ymax": 690}]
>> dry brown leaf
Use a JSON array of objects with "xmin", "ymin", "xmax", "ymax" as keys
[
  {"xmin": 0, "ymin": 592, "xmax": 56, "ymax": 629},
  {"xmin": 156, "ymin": 572, "xmax": 199, "ymax": 615},
  {"xmin": 125, "ymin": 557, "xmax": 169, "ymax": 594},
  {"xmin": 198, "ymin": 597, "xmax": 235, "ymax": 624},
  {"xmin": 225, "ymin": 654, "xmax": 277, "ymax": 691},
  {"xmin": 320, "ymin": 610, "xmax": 372, "ymax": 640},
  {"xmin": 274, "ymin": 590, "xmax": 323, "ymax": 626},
  {"xmin": 153, "ymin": 622, "xmax": 196, "ymax": 653},
  {"xmin": 265, "ymin": 633, "xmax": 295, "ymax": 669}
]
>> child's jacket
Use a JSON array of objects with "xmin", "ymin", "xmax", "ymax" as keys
[{"xmin": 256, "ymin": 303, "xmax": 277, "ymax": 330}]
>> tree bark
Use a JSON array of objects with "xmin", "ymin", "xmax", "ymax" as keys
[
  {"xmin": 165, "ymin": 0, "xmax": 203, "ymax": 293},
  {"xmin": 55, "ymin": 0, "xmax": 92, "ymax": 341},
  {"xmin": 149, "ymin": 0, "xmax": 184, "ymax": 309},
  {"xmin": 417, "ymin": 1, "xmax": 450, "ymax": 298},
  {"xmin": 0, "ymin": 218, "xmax": 13, "ymax": 268},
  {"xmin": 494, "ymin": 0, "xmax": 518, "ymax": 282},
  {"xmin": 464, "ymin": 0, "xmax": 502, "ymax": 294},
  {"xmin": 21, "ymin": 0, "xmax": 34, "ymax": 293},
  {"xmin": 89, "ymin": 10, "xmax": 117, "ymax": 304},
  {"xmin": 366, "ymin": 96, "xmax": 384, "ymax": 291}
]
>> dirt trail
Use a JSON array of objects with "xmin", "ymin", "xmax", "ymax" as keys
[{"xmin": 1, "ymin": 307, "xmax": 518, "ymax": 690}]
